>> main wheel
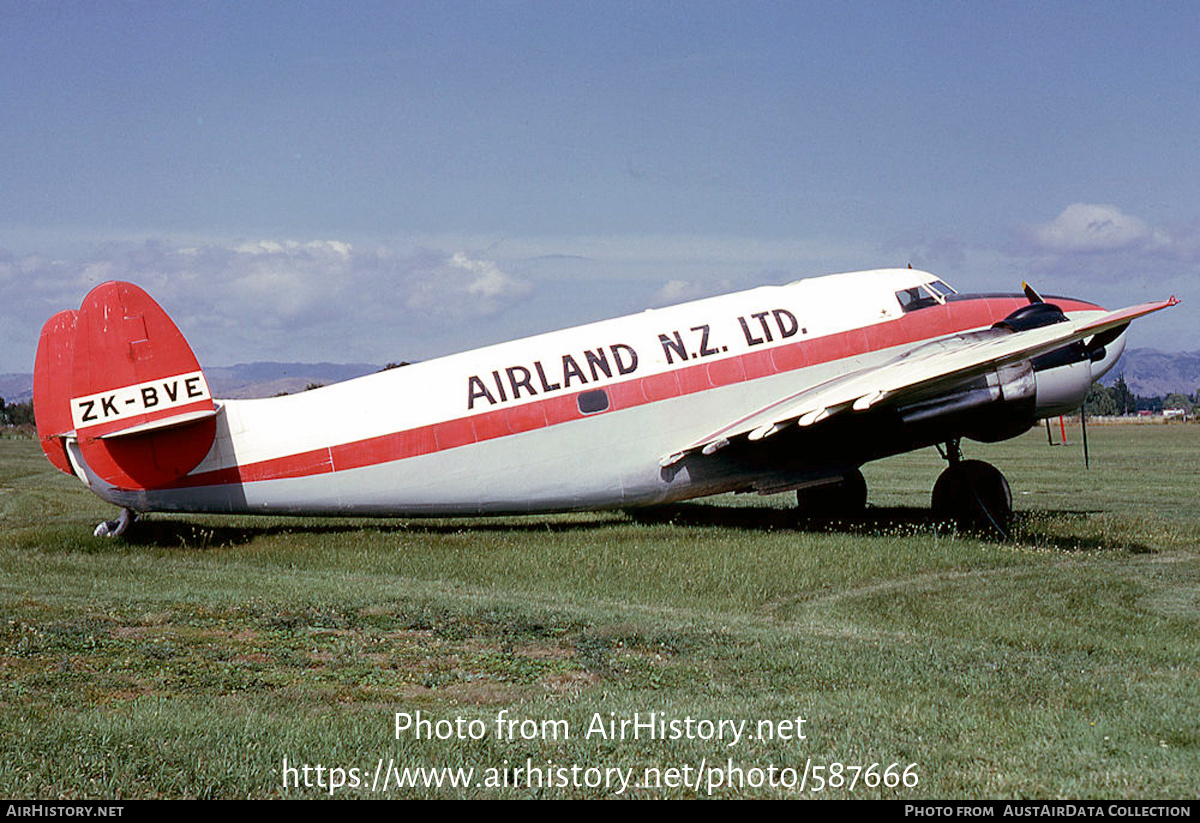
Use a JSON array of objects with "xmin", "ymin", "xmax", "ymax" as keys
[
  {"xmin": 931, "ymin": 460, "xmax": 1012, "ymax": 534},
  {"xmin": 796, "ymin": 469, "xmax": 868, "ymax": 518}
]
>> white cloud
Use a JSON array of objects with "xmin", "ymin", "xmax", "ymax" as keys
[
  {"xmin": 648, "ymin": 278, "xmax": 735, "ymax": 307},
  {"xmin": 1014, "ymin": 204, "xmax": 1200, "ymax": 296},
  {"xmin": 452, "ymin": 252, "xmax": 529, "ymax": 302},
  {"xmin": 654, "ymin": 279, "xmax": 700, "ymax": 304},
  {"xmin": 1030, "ymin": 203, "xmax": 1160, "ymax": 254},
  {"xmin": 12, "ymin": 225, "xmax": 1195, "ymax": 376},
  {"xmin": 4, "ymin": 238, "xmax": 532, "ymax": 372},
  {"xmin": 9, "ymin": 230, "xmax": 892, "ymax": 373},
  {"xmin": 232, "ymin": 239, "xmax": 352, "ymax": 258},
  {"xmin": 390, "ymin": 248, "xmax": 532, "ymax": 318}
]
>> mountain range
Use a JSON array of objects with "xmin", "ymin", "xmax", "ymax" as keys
[
  {"xmin": 2, "ymin": 349, "xmax": 1198, "ymax": 406},
  {"xmin": 1098, "ymin": 349, "xmax": 1200, "ymax": 397}
]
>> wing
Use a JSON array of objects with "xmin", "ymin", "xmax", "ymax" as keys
[{"xmin": 661, "ymin": 297, "xmax": 1178, "ymax": 467}]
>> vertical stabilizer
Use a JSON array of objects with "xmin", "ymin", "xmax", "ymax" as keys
[
  {"xmin": 33, "ymin": 310, "xmax": 79, "ymax": 475},
  {"xmin": 54, "ymin": 282, "xmax": 218, "ymax": 489}
]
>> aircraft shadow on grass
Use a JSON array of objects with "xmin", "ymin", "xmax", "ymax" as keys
[
  {"xmin": 118, "ymin": 504, "xmax": 1155, "ymax": 555},
  {"xmin": 119, "ymin": 511, "xmax": 629, "ymax": 550},
  {"xmin": 629, "ymin": 502, "xmax": 1157, "ymax": 554}
]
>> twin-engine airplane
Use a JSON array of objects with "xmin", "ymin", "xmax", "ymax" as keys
[{"xmin": 34, "ymin": 268, "xmax": 1176, "ymax": 537}]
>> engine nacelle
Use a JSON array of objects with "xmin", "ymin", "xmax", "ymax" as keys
[
  {"xmin": 994, "ymin": 299, "xmax": 1127, "ymax": 420},
  {"xmin": 1032, "ymin": 347, "xmax": 1094, "ymax": 418},
  {"xmin": 894, "ymin": 299, "xmax": 1128, "ymax": 444},
  {"xmin": 1028, "ymin": 310, "xmax": 1127, "ymax": 419}
]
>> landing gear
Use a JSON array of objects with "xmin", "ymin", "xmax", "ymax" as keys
[
  {"xmin": 94, "ymin": 507, "xmax": 135, "ymax": 538},
  {"xmin": 796, "ymin": 468, "xmax": 868, "ymax": 517},
  {"xmin": 932, "ymin": 440, "xmax": 1012, "ymax": 535}
]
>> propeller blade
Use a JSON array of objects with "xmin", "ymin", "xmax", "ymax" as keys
[{"xmin": 1022, "ymin": 281, "xmax": 1045, "ymax": 304}]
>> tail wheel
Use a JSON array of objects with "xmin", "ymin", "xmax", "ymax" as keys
[
  {"xmin": 797, "ymin": 469, "xmax": 868, "ymax": 517},
  {"xmin": 931, "ymin": 459, "xmax": 1012, "ymax": 534}
]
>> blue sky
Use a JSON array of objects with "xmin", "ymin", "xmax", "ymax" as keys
[{"xmin": 2, "ymin": 1, "xmax": 1197, "ymax": 373}]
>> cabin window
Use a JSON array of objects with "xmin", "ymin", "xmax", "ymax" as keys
[
  {"xmin": 577, "ymin": 389, "xmax": 610, "ymax": 415},
  {"xmin": 928, "ymin": 279, "xmax": 956, "ymax": 297}
]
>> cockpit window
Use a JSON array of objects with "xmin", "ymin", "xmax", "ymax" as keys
[
  {"xmin": 896, "ymin": 285, "xmax": 939, "ymax": 312},
  {"xmin": 896, "ymin": 280, "xmax": 956, "ymax": 312}
]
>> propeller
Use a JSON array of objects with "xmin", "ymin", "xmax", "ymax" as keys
[{"xmin": 1021, "ymin": 279, "xmax": 1106, "ymax": 469}]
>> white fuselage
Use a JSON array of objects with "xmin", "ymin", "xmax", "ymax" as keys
[{"xmin": 77, "ymin": 269, "xmax": 1110, "ymax": 516}]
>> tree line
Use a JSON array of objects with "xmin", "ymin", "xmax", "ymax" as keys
[
  {"xmin": 0, "ymin": 398, "xmax": 34, "ymax": 427},
  {"xmin": 1085, "ymin": 376, "xmax": 1197, "ymax": 416}
]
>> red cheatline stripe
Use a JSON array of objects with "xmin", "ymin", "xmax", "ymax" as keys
[{"xmin": 167, "ymin": 295, "xmax": 1099, "ymax": 490}]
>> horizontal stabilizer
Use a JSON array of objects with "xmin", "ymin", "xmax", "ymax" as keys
[{"xmin": 97, "ymin": 409, "xmax": 219, "ymax": 439}]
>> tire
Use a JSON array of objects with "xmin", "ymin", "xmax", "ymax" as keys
[{"xmin": 931, "ymin": 460, "xmax": 1012, "ymax": 534}]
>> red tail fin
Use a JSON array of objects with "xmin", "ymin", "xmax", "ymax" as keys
[
  {"xmin": 33, "ymin": 310, "xmax": 79, "ymax": 475},
  {"xmin": 36, "ymin": 282, "xmax": 218, "ymax": 489}
]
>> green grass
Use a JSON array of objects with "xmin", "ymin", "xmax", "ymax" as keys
[{"xmin": 1, "ymin": 425, "xmax": 1197, "ymax": 798}]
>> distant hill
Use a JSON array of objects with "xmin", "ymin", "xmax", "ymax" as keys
[
  {"xmin": 0, "ymin": 374, "xmax": 33, "ymax": 404},
  {"xmin": 1100, "ymin": 349, "xmax": 1200, "ymax": 397}
]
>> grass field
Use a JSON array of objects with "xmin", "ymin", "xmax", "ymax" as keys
[{"xmin": 1, "ymin": 425, "xmax": 1197, "ymax": 798}]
